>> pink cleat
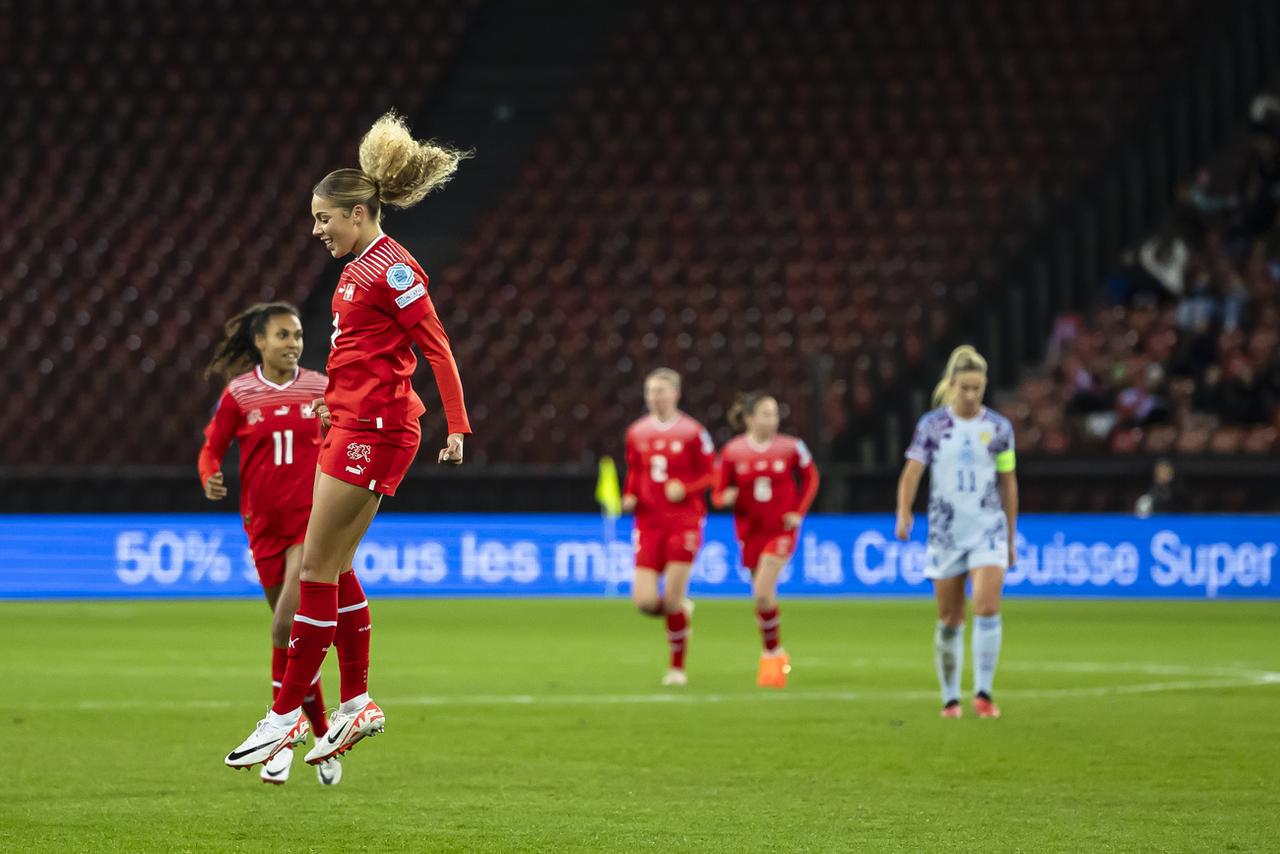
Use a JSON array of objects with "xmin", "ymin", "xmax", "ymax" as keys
[
  {"xmin": 940, "ymin": 702, "xmax": 962, "ymax": 719},
  {"xmin": 973, "ymin": 694, "xmax": 1001, "ymax": 719}
]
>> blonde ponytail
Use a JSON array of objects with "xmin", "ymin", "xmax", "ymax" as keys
[
  {"xmin": 931, "ymin": 345, "xmax": 988, "ymax": 407},
  {"xmin": 313, "ymin": 109, "xmax": 472, "ymax": 220}
]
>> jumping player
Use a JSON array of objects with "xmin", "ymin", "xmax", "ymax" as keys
[
  {"xmin": 713, "ymin": 391, "xmax": 819, "ymax": 689},
  {"xmin": 225, "ymin": 110, "xmax": 472, "ymax": 770},
  {"xmin": 199, "ymin": 302, "xmax": 341, "ymax": 786},
  {"xmin": 622, "ymin": 368, "xmax": 716, "ymax": 686},
  {"xmin": 895, "ymin": 345, "xmax": 1018, "ymax": 719}
]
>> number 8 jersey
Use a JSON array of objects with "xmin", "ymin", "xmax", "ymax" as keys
[
  {"xmin": 623, "ymin": 412, "xmax": 717, "ymax": 526},
  {"xmin": 905, "ymin": 406, "xmax": 1015, "ymax": 552}
]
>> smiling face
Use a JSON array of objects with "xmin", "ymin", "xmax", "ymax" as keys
[
  {"xmin": 254, "ymin": 312, "xmax": 303, "ymax": 376},
  {"xmin": 950, "ymin": 370, "xmax": 987, "ymax": 416},
  {"xmin": 311, "ymin": 194, "xmax": 367, "ymax": 258}
]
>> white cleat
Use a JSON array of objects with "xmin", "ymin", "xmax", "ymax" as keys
[
  {"xmin": 259, "ymin": 746, "xmax": 293, "ymax": 785},
  {"xmin": 225, "ymin": 711, "xmax": 309, "ymax": 769},
  {"xmin": 661, "ymin": 668, "xmax": 688, "ymax": 687},
  {"xmin": 316, "ymin": 755, "xmax": 343, "ymax": 786},
  {"xmin": 304, "ymin": 699, "xmax": 385, "ymax": 765}
]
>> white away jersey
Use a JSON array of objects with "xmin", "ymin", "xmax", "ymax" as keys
[{"xmin": 906, "ymin": 406, "xmax": 1015, "ymax": 552}]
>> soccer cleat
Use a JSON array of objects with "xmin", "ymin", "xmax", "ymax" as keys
[
  {"xmin": 973, "ymin": 694, "xmax": 1001, "ymax": 719},
  {"xmin": 661, "ymin": 668, "xmax": 688, "ymax": 687},
  {"xmin": 304, "ymin": 699, "xmax": 385, "ymax": 765},
  {"xmin": 316, "ymin": 756, "xmax": 343, "ymax": 786},
  {"xmin": 757, "ymin": 651, "xmax": 791, "ymax": 689},
  {"xmin": 225, "ymin": 712, "xmax": 309, "ymax": 769},
  {"xmin": 940, "ymin": 701, "xmax": 963, "ymax": 719},
  {"xmin": 259, "ymin": 746, "xmax": 293, "ymax": 785}
]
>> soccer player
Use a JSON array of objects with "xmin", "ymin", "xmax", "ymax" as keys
[
  {"xmin": 200, "ymin": 302, "xmax": 341, "ymax": 785},
  {"xmin": 895, "ymin": 346, "xmax": 1018, "ymax": 719},
  {"xmin": 622, "ymin": 368, "xmax": 716, "ymax": 686},
  {"xmin": 225, "ymin": 110, "xmax": 472, "ymax": 770},
  {"xmin": 713, "ymin": 392, "xmax": 819, "ymax": 689}
]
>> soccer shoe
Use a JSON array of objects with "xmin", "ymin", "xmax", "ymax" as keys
[
  {"xmin": 973, "ymin": 695, "xmax": 1002, "ymax": 719},
  {"xmin": 661, "ymin": 668, "xmax": 688, "ymax": 687},
  {"xmin": 756, "ymin": 651, "xmax": 791, "ymax": 689},
  {"xmin": 316, "ymin": 756, "xmax": 342, "ymax": 786},
  {"xmin": 304, "ymin": 700, "xmax": 385, "ymax": 765},
  {"xmin": 940, "ymin": 702, "xmax": 963, "ymax": 719},
  {"xmin": 259, "ymin": 746, "xmax": 293, "ymax": 785},
  {"xmin": 225, "ymin": 712, "xmax": 309, "ymax": 769}
]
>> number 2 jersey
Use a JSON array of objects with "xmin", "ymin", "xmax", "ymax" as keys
[
  {"xmin": 905, "ymin": 406, "xmax": 1015, "ymax": 552},
  {"xmin": 623, "ymin": 412, "xmax": 717, "ymax": 528},
  {"xmin": 197, "ymin": 366, "xmax": 327, "ymax": 540},
  {"xmin": 715, "ymin": 433, "xmax": 819, "ymax": 537}
]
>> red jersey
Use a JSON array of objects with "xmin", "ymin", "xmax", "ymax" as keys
[
  {"xmin": 328, "ymin": 234, "xmax": 470, "ymax": 434},
  {"xmin": 716, "ymin": 433, "xmax": 820, "ymax": 534},
  {"xmin": 197, "ymin": 366, "xmax": 328, "ymax": 535},
  {"xmin": 623, "ymin": 412, "xmax": 717, "ymax": 526}
]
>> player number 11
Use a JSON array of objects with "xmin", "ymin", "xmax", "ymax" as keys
[
  {"xmin": 273, "ymin": 430, "xmax": 294, "ymax": 466},
  {"xmin": 956, "ymin": 469, "xmax": 976, "ymax": 492}
]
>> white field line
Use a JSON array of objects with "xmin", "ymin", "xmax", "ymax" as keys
[{"xmin": 32, "ymin": 667, "xmax": 1280, "ymax": 712}]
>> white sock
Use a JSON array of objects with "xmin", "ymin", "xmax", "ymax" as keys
[
  {"xmin": 267, "ymin": 707, "xmax": 300, "ymax": 726},
  {"xmin": 934, "ymin": 621, "xmax": 964, "ymax": 704},
  {"xmin": 972, "ymin": 614, "xmax": 1003, "ymax": 697},
  {"xmin": 340, "ymin": 692, "xmax": 371, "ymax": 714}
]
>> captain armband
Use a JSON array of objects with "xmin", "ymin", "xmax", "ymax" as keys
[{"xmin": 995, "ymin": 450, "xmax": 1016, "ymax": 473}]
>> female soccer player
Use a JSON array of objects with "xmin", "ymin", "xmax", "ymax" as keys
[
  {"xmin": 225, "ymin": 110, "xmax": 472, "ymax": 770},
  {"xmin": 201, "ymin": 302, "xmax": 341, "ymax": 785},
  {"xmin": 714, "ymin": 392, "xmax": 819, "ymax": 689},
  {"xmin": 622, "ymin": 368, "xmax": 716, "ymax": 686},
  {"xmin": 895, "ymin": 345, "xmax": 1018, "ymax": 719}
]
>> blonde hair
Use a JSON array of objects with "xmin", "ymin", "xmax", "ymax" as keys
[
  {"xmin": 313, "ymin": 109, "xmax": 472, "ymax": 221},
  {"xmin": 932, "ymin": 345, "xmax": 988, "ymax": 407},
  {"xmin": 645, "ymin": 367, "xmax": 681, "ymax": 391}
]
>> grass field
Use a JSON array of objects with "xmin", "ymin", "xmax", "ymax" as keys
[{"xmin": 2, "ymin": 598, "xmax": 1277, "ymax": 853}]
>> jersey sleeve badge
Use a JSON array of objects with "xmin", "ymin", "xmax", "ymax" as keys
[{"xmin": 386, "ymin": 263, "xmax": 415, "ymax": 291}]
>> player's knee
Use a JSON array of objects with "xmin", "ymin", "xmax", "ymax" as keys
[
  {"xmin": 632, "ymin": 595, "xmax": 662, "ymax": 616},
  {"xmin": 973, "ymin": 603, "xmax": 1000, "ymax": 618},
  {"xmin": 271, "ymin": 614, "xmax": 293, "ymax": 647},
  {"xmin": 753, "ymin": 592, "xmax": 776, "ymax": 612}
]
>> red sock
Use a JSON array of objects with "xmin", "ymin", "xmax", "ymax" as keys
[
  {"xmin": 271, "ymin": 646, "xmax": 287, "ymax": 699},
  {"xmin": 302, "ymin": 672, "xmax": 329, "ymax": 736},
  {"xmin": 666, "ymin": 609, "xmax": 689, "ymax": 670},
  {"xmin": 272, "ymin": 580, "xmax": 337, "ymax": 715},
  {"xmin": 757, "ymin": 606, "xmax": 781, "ymax": 652},
  {"xmin": 335, "ymin": 570, "xmax": 371, "ymax": 702}
]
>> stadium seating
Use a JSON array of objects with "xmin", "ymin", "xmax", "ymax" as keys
[
  {"xmin": 0, "ymin": 0, "xmax": 479, "ymax": 465},
  {"xmin": 434, "ymin": 0, "xmax": 1194, "ymax": 464}
]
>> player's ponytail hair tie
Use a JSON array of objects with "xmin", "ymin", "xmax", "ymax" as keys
[
  {"xmin": 314, "ymin": 109, "xmax": 472, "ymax": 223},
  {"xmin": 727, "ymin": 390, "xmax": 773, "ymax": 432},
  {"xmin": 932, "ymin": 345, "xmax": 988, "ymax": 407}
]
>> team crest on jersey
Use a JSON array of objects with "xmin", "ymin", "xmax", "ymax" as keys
[
  {"xmin": 247, "ymin": 409, "xmax": 263, "ymax": 425},
  {"xmin": 347, "ymin": 442, "xmax": 373, "ymax": 462},
  {"xmin": 341, "ymin": 283, "xmax": 356, "ymax": 302},
  {"xmin": 980, "ymin": 431, "xmax": 992, "ymax": 445},
  {"xmin": 386, "ymin": 263, "xmax": 415, "ymax": 291},
  {"xmin": 301, "ymin": 404, "xmax": 316, "ymax": 419},
  {"xmin": 671, "ymin": 440, "xmax": 683, "ymax": 452},
  {"xmin": 773, "ymin": 460, "xmax": 786, "ymax": 472},
  {"xmin": 654, "ymin": 440, "xmax": 666, "ymax": 451}
]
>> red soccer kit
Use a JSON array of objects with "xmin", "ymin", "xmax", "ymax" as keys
[
  {"xmin": 198, "ymin": 366, "xmax": 328, "ymax": 588},
  {"xmin": 716, "ymin": 433, "xmax": 820, "ymax": 571},
  {"xmin": 623, "ymin": 412, "xmax": 717, "ymax": 570},
  {"xmin": 322, "ymin": 233, "xmax": 471, "ymax": 495}
]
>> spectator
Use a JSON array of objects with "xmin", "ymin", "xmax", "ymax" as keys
[{"xmin": 1134, "ymin": 458, "xmax": 1187, "ymax": 517}]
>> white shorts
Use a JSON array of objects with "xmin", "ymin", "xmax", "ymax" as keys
[{"xmin": 925, "ymin": 542, "xmax": 1009, "ymax": 580}]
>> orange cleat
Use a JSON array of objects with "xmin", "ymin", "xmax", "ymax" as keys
[
  {"xmin": 757, "ymin": 651, "xmax": 791, "ymax": 688},
  {"xmin": 940, "ymin": 702, "xmax": 962, "ymax": 719},
  {"xmin": 972, "ymin": 694, "xmax": 1001, "ymax": 719}
]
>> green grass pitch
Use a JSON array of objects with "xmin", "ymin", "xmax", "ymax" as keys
[{"xmin": 2, "ymin": 598, "xmax": 1276, "ymax": 853}]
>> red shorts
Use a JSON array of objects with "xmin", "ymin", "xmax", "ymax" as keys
[
  {"xmin": 245, "ymin": 509, "xmax": 309, "ymax": 589},
  {"xmin": 740, "ymin": 531, "xmax": 797, "ymax": 572},
  {"xmin": 633, "ymin": 522, "xmax": 703, "ymax": 571},
  {"xmin": 318, "ymin": 424, "xmax": 420, "ymax": 496}
]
